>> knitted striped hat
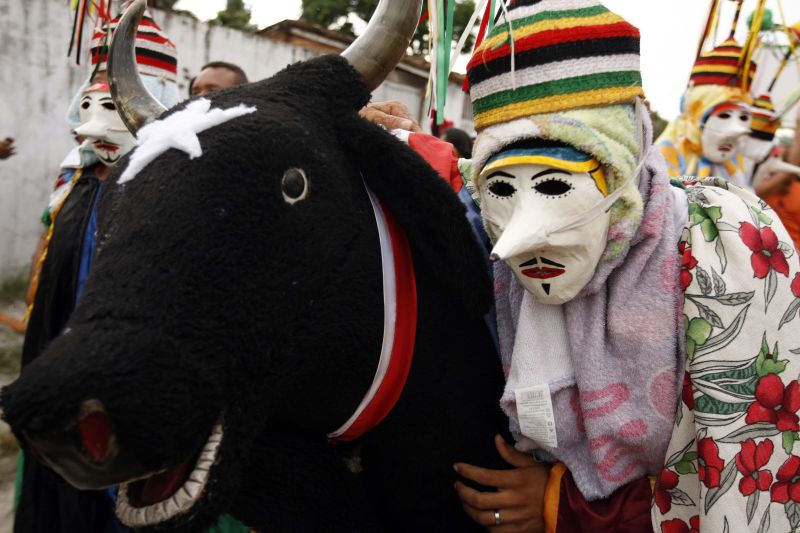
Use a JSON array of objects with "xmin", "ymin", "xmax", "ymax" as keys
[
  {"xmin": 90, "ymin": 9, "xmax": 177, "ymax": 82},
  {"xmin": 690, "ymin": 38, "xmax": 756, "ymax": 88},
  {"xmin": 750, "ymin": 94, "xmax": 778, "ymax": 141},
  {"xmin": 466, "ymin": 0, "xmax": 644, "ymax": 131}
]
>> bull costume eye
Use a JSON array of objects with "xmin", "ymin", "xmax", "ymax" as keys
[{"xmin": 282, "ymin": 168, "xmax": 309, "ymax": 204}]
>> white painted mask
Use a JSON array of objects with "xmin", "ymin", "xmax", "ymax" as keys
[
  {"xmin": 479, "ymin": 145, "xmax": 616, "ymax": 305},
  {"xmin": 701, "ymin": 103, "xmax": 752, "ymax": 163},
  {"xmin": 74, "ymin": 82, "xmax": 136, "ymax": 167}
]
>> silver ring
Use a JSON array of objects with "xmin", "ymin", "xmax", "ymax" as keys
[{"xmin": 494, "ymin": 510, "xmax": 501, "ymax": 525}]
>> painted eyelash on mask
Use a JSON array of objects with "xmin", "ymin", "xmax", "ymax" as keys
[{"xmin": 487, "ymin": 179, "xmax": 517, "ymax": 199}]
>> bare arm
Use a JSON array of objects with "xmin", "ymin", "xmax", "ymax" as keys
[{"xmin": 754, "ymin": 118, "xmax": 800, "ymax": 197}]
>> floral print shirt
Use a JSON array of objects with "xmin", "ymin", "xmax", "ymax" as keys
[{"xmin": 653, "ymin": 178, "xmax": 800, "ymax": 532}]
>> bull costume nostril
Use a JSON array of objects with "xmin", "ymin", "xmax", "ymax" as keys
[{"xmin": 78, "ymin": 399, "xmax": 116, "ymax": 463}]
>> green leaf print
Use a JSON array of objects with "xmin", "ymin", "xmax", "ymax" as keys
[
  {"xmin": 689, "ymin": 203, "xmax": 722, "ymax": 242},
  {"xmin": 686, "ymin": 316, "xmax": 713, "ymax": 359},
  {"xmin": 784, "ymin": 431, "xmax": 799, "ymax": 455},
  {"xmin": 755, "ymin": 334, "xmax": 788, "ymax": 377}
]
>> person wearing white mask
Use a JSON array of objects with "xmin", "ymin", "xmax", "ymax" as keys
[
  {"xmin": 14, "ymin": 9, "xmax": 181, "ymax": 533},
  {"xmin": 376, "ymin": 1, "xmax": 800, "ymax": 531},
  {"xmin": 658, "ymin": 37, "xmax": 757, "ymax": 188}
]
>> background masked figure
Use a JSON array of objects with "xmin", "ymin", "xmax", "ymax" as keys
[
  {"xmin": 14, "ymin": 10, "xmax": 180, "ymax": 533},
  {"xmin": 658, "ymin": 39, "xmax": 756, "ymax": 187}
]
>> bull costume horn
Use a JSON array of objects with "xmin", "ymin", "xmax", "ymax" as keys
[
  {"xmin": 108, "ymin": 0, "xmax": 167, "ymax": 134},
  {"xmin": 341, "ymin": 0, "xmax": 423, "ymax": 91},
  {"xmin": 109, "ymin": 0, "xmax": 422, "ymax": 133}
]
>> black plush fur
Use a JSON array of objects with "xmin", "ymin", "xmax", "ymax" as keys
[{"xmin": 2, "ymin": 55, "xmax": 507, "ymax": 532}]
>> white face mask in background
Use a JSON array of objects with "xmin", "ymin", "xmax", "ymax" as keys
[
  {"xmin": 701, "ymin": 105, "xmax": 752, "ymax": 164},
  {"xmin": 74, "ymin": 84, "xmax": 136, "ymax": 167}
]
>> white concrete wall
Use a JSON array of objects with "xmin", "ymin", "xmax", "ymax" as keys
[
  {"xmin": 0, "ymin": 0, "xmax": 90, "ymax": 278},
  {"xmin": 0, "ymin": 1, "xmax": 470, "ymax": 278}
]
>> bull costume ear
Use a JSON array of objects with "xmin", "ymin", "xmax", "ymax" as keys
[{"xmin": 338, "ymin": 116, "xmax": 494, "ymax": 317}]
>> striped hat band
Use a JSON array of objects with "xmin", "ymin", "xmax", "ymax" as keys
[
  {"xmin": 467, "ymin": 0, "xmax": 643, "ymax": 131},
  {"xmin": 90, "ymin": 12, "xmax": 177, "ymax": 82},
  {"xmin": 690, "ymin": 39, "xmax": 756, "ymax": 88},
  {"xmin": 750, "ymin": 94, "xmax": 778, "ymax": 139}
]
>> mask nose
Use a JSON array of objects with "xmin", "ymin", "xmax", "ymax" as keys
[
  {"xmin": 74, "ymin": 120, "xmax": 109, "ymax": 139},
  {"xmin": 489, "ymin": 210, "xmax": 549, "ymax": 262},
  {"xmin": 730, "ymin": 121, "xmax": 751, "ymax": 138}
]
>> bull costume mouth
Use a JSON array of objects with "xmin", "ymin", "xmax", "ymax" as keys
[{"xmin": 116, "ymin": 422, "xmax": 223, "ymax": 527}]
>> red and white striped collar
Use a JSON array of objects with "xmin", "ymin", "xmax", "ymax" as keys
[{"xmin": 327, "ymin": 187, "xmax": 417, "ymax": 442}]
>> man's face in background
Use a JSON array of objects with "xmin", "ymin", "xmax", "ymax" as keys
[{"xmin": 190, "ymin": 67, "xmax": 241, "ymax": 97}]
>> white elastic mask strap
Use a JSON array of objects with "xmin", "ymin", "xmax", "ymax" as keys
[
  {"xmin": 635, "ymin": 97, "xmax": 646, "ymax": 162},
  {"xmin": 543, "ymin": 156, "xmax": 646, "ymax": 237}
]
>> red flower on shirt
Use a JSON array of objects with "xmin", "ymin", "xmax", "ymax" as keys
[
  {"xmin": 661, "ymin": 516, "xmax": 699, "ymax": 533},
  {"xmin": 792, "ymin": 272, "xmax": 800, "ymax": 299},
  {"xmin": 697, "ymin": 438, "xmax": 724, "ymax": 488},
  {"xmin": 655, "ymin": 468, "xmax": 680, "ymax": 514},
  {"xmin": 735, "ymin": 439, "xmax": 774, "ymax": 496},
  {"xmin": 679, "ymin": 241, "xmax": 698, "ymax": 291},
  {"xmin": 682, "ymin": 372, "xmax": 695, "ymax": 410},
  {"xmin": 771, "ymin": 455, "xmax": 800, "ymax": 503},
  {"xmin": 745, "ymin": 374, "xmax": 800, "ymax": 432},
  {"xmin": 739, "ymin": 222, "xmax": 790, "ymax": 279}
]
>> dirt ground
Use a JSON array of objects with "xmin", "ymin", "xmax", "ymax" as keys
[{"xmin": 0, "ymin": 299, "xmax": 25, "ymax": 533}]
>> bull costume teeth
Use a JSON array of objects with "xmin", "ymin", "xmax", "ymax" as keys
[{"xmin": 115, "ymin": 422, "xmax": 223, "ymax": 527}]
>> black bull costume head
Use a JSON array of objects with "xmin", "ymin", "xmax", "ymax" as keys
[{"xmin": 1, "ymin": 0, "xmax": 509, "ymax": 530}]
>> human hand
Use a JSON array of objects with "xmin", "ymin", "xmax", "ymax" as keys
[
  {"xmin": 752, "ymin": 156, "xmax": 800, "ymax": 197},
  {"xmin": 454, "ymin": 435, "xmax": 549, "ymax": 532},
  {"xmin": 359, "ymin": 101, "xmax": 422, "ymax": 133},
  {"xmin": 0, "ymin": 137, "xmax": 16, "ymax": 160}
]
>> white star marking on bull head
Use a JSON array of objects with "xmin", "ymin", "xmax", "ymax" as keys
[{"xmin": 118, "ymin": 98, "xmax": 257, "ymax": 184}]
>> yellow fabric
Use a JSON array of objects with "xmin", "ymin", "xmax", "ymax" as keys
[
  {"xmin": 24, "ymin": 169, "xmax": 84, "ymax": 322},
  {"xmin": 691, "ymin": 64, "xmax": 740, "ymax": 75},
  {"xmin": 659, "ymin": 144, "xmax": 683, "ymax": 178},
  {"xmin": 741, "ymin": 0, "xmax": 767, "ymax": 91},
  {"xmin": 475, "ymin": 86, "xmax": 644, "ymax": 130},
  {"xmin": 544, "ymin": 462, "xmax": 567, "ymax": 533},
  {"xmin": 481, "ymin": 12, "xmax": 624, "ymax": 50},
  {"xmin": 482, "ymin": 155, "xmax": 609, "ymax": 196},
  {"xmin": 655, "ymin": 84, "xmax": 751, "ymax": 176}
]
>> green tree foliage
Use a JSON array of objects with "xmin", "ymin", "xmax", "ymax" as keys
[
  {"xmin": 211, "ymin": 0, "xmax": 256, "ymax": 31},
  {"xmin": 301, "ymin": 0, "xmax": 477, "ymax": 57},
  {"xmin": 150, "ymin": 0, "xmax": 198, "ymax": 20},
  {"xmin": 651, "ymin": 110, "xmax": 669, "ymax": 141}
]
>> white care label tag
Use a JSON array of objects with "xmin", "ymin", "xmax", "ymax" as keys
[{"xmin": 515, "ymin": 384, "xmax": 558, "ymax": 448}]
